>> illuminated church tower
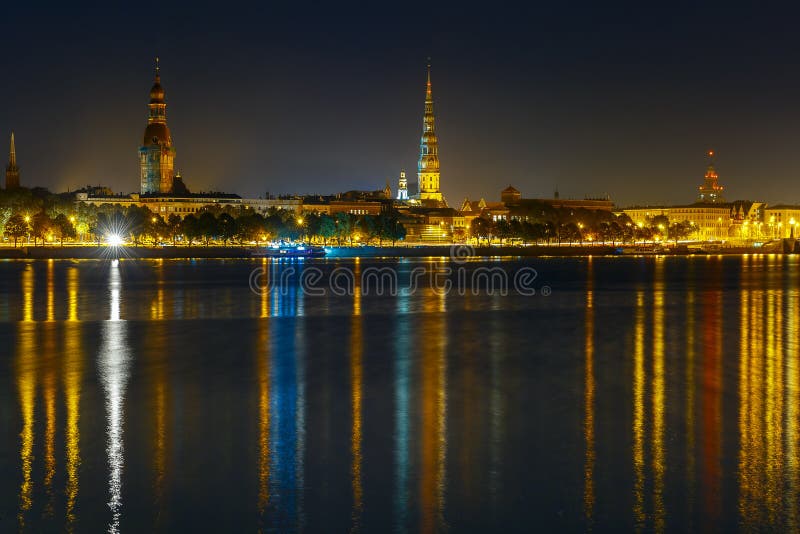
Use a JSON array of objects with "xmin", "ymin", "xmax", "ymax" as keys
[
  {"xmin": 417, "ymin": 64, "xmax": 444, "ymax": 205},
  {"xmin": 139, "ymin": 58, "xmax": 176, "ymax": 195},
  {"xmin": 697, "ymin": 149, "xmax": 724, "ymax": 203},
  {"xmin": 5, "ymin": 132, "xmax": 19, "ymax": 189},
  {"xmin": 397, "ymin": 170, "xmax": 408, "ymax": 200}
]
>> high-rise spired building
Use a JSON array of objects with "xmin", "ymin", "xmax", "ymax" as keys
[
  {"xmin": 139, "ymin": 58, "xmax": 176, "ymax": 195},
  {"xmin": 417, "ymin": 64, "xmax": 444, "ymax": 205},
  {"xmin": 697, "ymin": 150, "xmax": 724, "ymax": 203},
  {"xmin": 5, "ymin": 132, "xmax": 20, "ymax": 189}
]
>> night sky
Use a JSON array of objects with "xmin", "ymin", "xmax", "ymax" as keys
[{"xmin": 2, "ymin": 3, "xmax": 800, "ymax": 206}]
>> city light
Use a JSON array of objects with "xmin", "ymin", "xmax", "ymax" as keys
[{"xmin": 106, "ymin": 234, "xmax": 124, "ymax": 247}]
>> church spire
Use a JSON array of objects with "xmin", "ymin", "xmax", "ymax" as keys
[
  {"xmin": 417, "ymin": 61, "xmax": 444, "ymax": 205},
  {"xmin": 9, "ymin": 132, "xmax": 16, "ymax": 167},
  {"xmin": 426, "ymin": 59, "xmax": 432, "ymax": 102},
  {"xmin": 5, "ymin": 132, "xmax": 20, "ymax": 189},
  {"xmin": 155, "ymin": 56, "xmax": 160, "ymax": 81}
]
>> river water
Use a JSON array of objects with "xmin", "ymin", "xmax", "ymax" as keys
[{"xmin": 0, "ymin": 255, "xmax": 798, "ymax": 532}]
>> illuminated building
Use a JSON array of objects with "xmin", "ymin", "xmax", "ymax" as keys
[
  {"xmin": 400, "ymin": 207, "xmax": 467, "ymax": 242},
  {"xmin": 397, "ymin": 171, "xmax": 408, "ymax": 200},
  {"xmin": 698, "ymin": 150, "xmax": 725, "ymax": 203},
  {"xmin": 623, "ymin": 201, "xmax": 763, "ymax": 241},
  {"xmin": 619, "ymin": 152, "xmax": 769, "ymax": 241},
  {"xmin": 139, "ymin": 58, "xmax": 176, "ymax": 195},
  {"xmin": 763, "ymin": 205, "xmax": 800, "ymax": 239},
  {"xmin": 416, "ymin": 63, "xmax": 445, "ymax": 206},
  {"xmin": 5, "ymin": 132, "xmax": 20, "ymax": 189}
]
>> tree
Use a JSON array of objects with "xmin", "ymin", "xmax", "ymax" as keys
[
  {"xmin": 32, "ymin": 211, "xmax": 52, "ymax": 246},
  {"xmin": 182, "ymin": 214, "xmax": 202, "ymax": 245},
  {"xmin": 493, "ymin": 219, "xmax": 512, "ymax": 244},
  {"xmin": 0, "ymin": 206, "xmax": 11, "ymax": 237},
  {"xmin": 145, "ymin": 213, "xmax": 168, "ymax": 244},
  {"xmin": 218, "ymin": 213, "xmax": 237, "ymax": 245},
  {"xmin": 4, "ymin": 214, "xmax": 28, "ymax": 247},
  {"xmin": 359, "ymin": 215, "xmax": 378, "ymax": 244},
  {"xmin": 335, "ymin": 212, "xmax": 356, "ymax": 245},
  {"xmin": 167, "ymin": 214, "xmax": 182, "ymax": 244},
  {"xmin": 52, "ymin": 213, "xmax": 77, "ymax": 246},
  {"xmin": 125, "ymin": 205, "xmax": 148, "ymax": 245},
  {"xmin": 197, "ymin": 212, "xmax": 219, "ymax": 246},
  {"xmin": 236, "ymin": 213, "xmax": 265, "ymax": 244},
  {"xmin": 470, "ymin": 217, "xmax": 492, "ymax": 245},
  {"xmin": 668, "ymin": 220, "xmax": 691, "ymax": 244},
  {"xmin": 318, "ymin": 214, "xmax": 337, "ymax": 245}
]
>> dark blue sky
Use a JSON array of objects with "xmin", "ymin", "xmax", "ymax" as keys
[{"xmin": 2, "ymin": 2, "xmax": 800, "ymax": 206}]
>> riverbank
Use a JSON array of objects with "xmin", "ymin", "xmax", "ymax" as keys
[{"xmin": 0, "ymin": 244, "xmax": 768, "ymax": 259}]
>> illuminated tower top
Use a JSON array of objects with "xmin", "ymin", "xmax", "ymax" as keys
[
  {"xmin": 140, "ymin": 57, "xmax": 176, "ymax": 195},
  {"xmin": 697, "ymin": 150, "xmax": 724, "ymax": 203},
  {"xmin": 417, "ymin": 62, "xmax": 444, "ymax": 204},
  {"xmin": 5, "ymin": 132, "xmax": 19, "ymax": 189},
  {"xmin": 144, "ymin": 57, "xmax": 171, "ymax": 145}
]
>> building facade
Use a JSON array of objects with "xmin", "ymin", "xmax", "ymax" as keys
[
  {"xmin": 417, "ymin": 65, "xmax": 444, "ymax": 205},
  {"xmin": 139, "ymin": 58, "xmax": 176, "ymax": 195},
  {"xmin": 5, "ymin": 132, "xmax": 19, "ymax": 189},
  {"xmin": 764, "ymin": 205, "xmax": 800, "ymax": 239}
]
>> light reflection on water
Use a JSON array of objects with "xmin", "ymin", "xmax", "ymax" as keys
[
  {"xmin": 99, "ymin": 261, "xmax": 130, "ymax": 534},
  {"xmin": 4, "ymin": 256, "xmax": 800, "ymax": 531}
]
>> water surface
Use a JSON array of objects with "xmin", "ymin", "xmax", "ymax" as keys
[{"xmin": 0, "ymin": 255, "xmax": 798, "ymax": 532}]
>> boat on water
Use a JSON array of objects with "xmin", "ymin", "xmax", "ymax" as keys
[
  {"xmin": 251, "ymin": 244, "xmax": 327, "ymax": 258},
  {"xmin": 620, "ymin": 245, "xmax": 666, "ymax": 255}
]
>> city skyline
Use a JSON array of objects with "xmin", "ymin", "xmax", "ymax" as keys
[{"xmin": 4, "ymin": 4, "xmax": 800, "ymax": 206}]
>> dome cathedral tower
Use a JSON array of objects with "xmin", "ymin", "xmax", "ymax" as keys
[{"xmin": 139, "ymin": 57, "xmax": 176, "ymax": 195}]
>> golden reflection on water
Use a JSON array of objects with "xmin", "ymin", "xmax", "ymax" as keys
[
  {"xmin": 652, "ymin": 259, "xmax": 665, "ymax": 533},
  {"xmin": 257, "ymin": 316, "xmax": 271, "ymax": 524},
  {"xmin": 701, "ymin": 261, "xmax": 723, "ymax": 529},
  {"xmin": 740, "ymin": 261, "xmax": 765, "ymax": 529},
  {"xmin": 786, "ymin": 260, "xmax": 800, "ymax": 531},
  {"xmin": 47, "ymin": 259, "xmax": 55, "ymax": 321},
  {"xmin": 583, "ymin": 257, "xmax": 595, "ymax": 528},
  {"xmin": 43, "ymin": 322, "xmax": 57, "ymax": 514},
  {"xmin": 64, "ymin": 267, "xmax": 82, "ymax": 532},
  {"xmin": 17, "ymin": 266, "xmax": 36, "ymax": 530},
  {"xmin": 260, "ymin": 258, "xmax": 269, "ymax": 319},
  {"xmin": 685, "ymin": 267, "xmax": 696, "ymax": 530},
  {"xmin": 23, "ymin": 264, "xmax": 33, "ymax": 322},
  {"xmin": 151, "ymin": 259, "xmax": 165, "ymax": 320},
  {"xmin": 632, "ymin": 288, "xmax": 646, "ymax": 531},
  {"xmin": 764, "ymin": 258, "xmax": 783, "ymax": 526},
  {"xmin": 351, "ymin": 260, "xmax": 363, "ymax": 531}
]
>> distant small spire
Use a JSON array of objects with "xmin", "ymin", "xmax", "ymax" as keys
[
  {"xmin": 426, "ymin": 58, "xmax": 432, "ymax": 101},
  {"xmin": 9, "ymin": 132, "xmax": 15, "ymax": 166},
  {"xmin": 155, "ymin": 56, "xmax": 160, "ymax": 80}
]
